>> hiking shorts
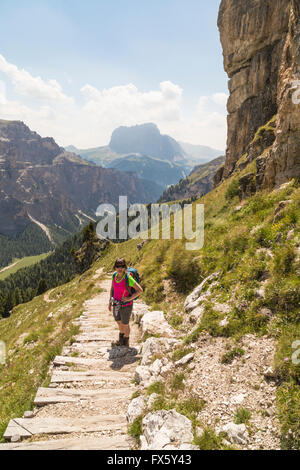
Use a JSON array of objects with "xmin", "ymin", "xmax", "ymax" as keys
[{"xmin": 113, "ymin": 303, "xmax": 133, "ymax": 325}]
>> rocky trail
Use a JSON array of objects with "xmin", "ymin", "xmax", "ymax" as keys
[
  {"xmin": 0, "ymin": 270, "xmax": 282, "ymax": 450},
  {"xmin": 0, "ymin": 273, "xmax": 141, "ymax": 450}
]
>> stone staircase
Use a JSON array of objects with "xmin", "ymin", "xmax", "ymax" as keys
[{"xmin": 0, "ymin": 276, "xmax": 142, "ymax": 450}]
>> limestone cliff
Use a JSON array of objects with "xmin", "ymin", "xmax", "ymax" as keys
[{"xmin": 217, "ymin": 0, "xmax": 300, "ymax": 191}]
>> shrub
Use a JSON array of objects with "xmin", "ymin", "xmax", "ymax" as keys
[
  {"xmin": 221, "ymin": 347, "xmax": 245, "ymax": 364},
  {"xmin": 166, "ymin": 251, "xmax": 202, "ymax": 294},
  {"xmin": 146, "ymin": 381, "xmax": 165, "ymax": 396},
  {"xmin": 194, "ymin": 427, "xmax": 229, "ymax": 450},
  {"xmin": 234, "ymin": 408, "xmax": 251, "ymax": 424},
  {"xmin": 171, "ymin": 373, "xmax": 185, "ymax": 391},
  {"xmin": 273, "ymin": 245, "xmax": 295, "ymax": 276},
  {"xmin": 169, "ymin": 314, "xmax": 183, "ymax": 328},
  {"xmin": 225, "ymin": 179, "xmax": 239, "ymax": 200},
  {"xmin": 128, "ymin": 415, "xmax": 143, "ymax": 443}
]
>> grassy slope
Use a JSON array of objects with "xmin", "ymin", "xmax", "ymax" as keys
[
  {"xmin": 95, "ymin": 156, "xmax": 300, "ymax": 449},
  {"xmin": 0, "ymin": 153, "xmax": 299, "ymax": 448},
  {"xmin": 0, "ymin": 265, "xmax": 105, "ymax": 441},
  {"xmin": 0, "ymin": 253, "xmax": 51, "ymax": 281}
]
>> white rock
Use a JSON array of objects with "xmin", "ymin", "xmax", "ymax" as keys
[
  {"xmin": 160, "ymin": 363, "xmax": 173, "ymax": 377},
  {"xmin": 175, "ymin": 353, "xmax": 194, "ymax": 367},
  {"xmin": 134, "ymin": 366, "xmax": 151, "ymax": 384},
  {"xmin": 126, "ymin": 396, "xmax": 146, "ymax": 424},
  {"xmin": 184, "ymin": 272, "xmax": 220, "ymax": 313},
  {"xmin": 287, "ymin": 229, "xmax": 294, "ymax": 240},
  {"xmin": 11, "ymin": 435, "xmax": 21, "ymax": 443},
  {"xmin": 163, "ymin": 443, "xmax": 199, "ymax": 450},
  {"xmin": 141, "ymin": 409, "xmax": 194, "ymax": 450},
  {"xmin": 150, "ymin": 359, "xmax": 163, "ymax": 377},
  {"xmin": 214, "ymin": 303, "xmax": 232, "ymax": 314},
  {"xmin": 230, "ymin": 394, "xmax": 246, "ymax": 405},
  {"xmin": 141, "ymin": 338, "xmax": 162, "ymax": 366},
  {"xmin": 141, "ymin": 311, "xmax": 175, "ymax": 338},
  {"xmin": 23, "ymin": 411, "xmax": 34, "ymax": 418},
  {"xmin": 219, "ymin": 316, "xmax": 229, "ymax": 327},
  {"xmin": 220, "ymin": 422, "xmax": 249, "ymax": 445},
  {"xmin": 189, "ymin": 306, "xmax": 205, "ymax": 323}
]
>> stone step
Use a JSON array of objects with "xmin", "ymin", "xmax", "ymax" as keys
[
  {"xmin": 34, "ymin": 387, "xmax": 133, "ymax": 406},
  {"xmin": 51, "ymin": 370, "xmax": 132, "ymax": 383},
  {"xmin": 75, "ymin": 335, "xmax": 114, "ymax": 342},
  {"xmin": 53, "ymin": 356, "xmax": 108, "ymax": 367},
  {"xmin": 0, "ymin": 435, "xmax": 131, "ymax": 450},
  {"xmin": 4, "ymin": 415, "xmax": 127, "ymax": 440}
]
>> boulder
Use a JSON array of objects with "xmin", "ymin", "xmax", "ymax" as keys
[
  {"xmin": 175, "ymin": 353, "xmax": 194, "ymax": 367},
  {"xmin": 184, "ymin": 272, "xmax": 220, "ymax": 313},
  {"xmin": 189, "ymin": 306, "xmax": 205, "ymax": 324},
  {"xmin": 134, "ymin": 366, "xmax": 151, "ymax": 384},
  {"xmin": 141, "ymin": 409, "xmax": 195, "ymax": 450},
  {"xmin": 141, "ymin": 311, "xmax": 175, "ymax": 338},
  {"xmin": 141, "ymin": 338, "xmax": 163, "ymax": 366},
  {"xmin": 127, "ymin": 396, "xmax": 147, "ymax": 424},
  {"xmin": 220, "ymin": 422, "xmax": 249, "ymax": 445},
  {"xmin": 141, "ymin": 337, "xmax": 180, "ymax": 366}
]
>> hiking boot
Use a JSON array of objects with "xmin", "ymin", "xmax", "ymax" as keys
[
  {"xmin": 123, "ymin": 336, "xmax": 129, "ymax": 348},
  {"xmin": 112, "ymin": 333, "xmax": 124, "ymax": 347}
]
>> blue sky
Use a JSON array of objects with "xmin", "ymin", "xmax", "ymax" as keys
[{"xmin": 0, "ymin": 0, "xmax": 228, "ymax": 149}]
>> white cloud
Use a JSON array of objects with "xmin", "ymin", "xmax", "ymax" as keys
[
  {"xmin": 0, "ymin": 54, "xmax": 227, "ymax": 150},
  {"xmin": 212, "ymin": 92, "xmax": 228, "ymax": 106},
  {"xmin": 0, "ymin": 54, "xmax": 73, "ymax": 103}
]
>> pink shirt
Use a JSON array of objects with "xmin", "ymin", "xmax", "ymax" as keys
[{"xmin": 112, "ymin": 272, "xmax": 136, "ymax": 306}]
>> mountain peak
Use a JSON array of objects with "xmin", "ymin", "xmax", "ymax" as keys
[{"xmin": 109, "ymin": 122, "xmax": 184, "ymax": 161}]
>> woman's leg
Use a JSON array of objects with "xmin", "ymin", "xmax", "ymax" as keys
[{"xmin": 123, "ymin": 323, "xmax": 130, "ymax": 337}]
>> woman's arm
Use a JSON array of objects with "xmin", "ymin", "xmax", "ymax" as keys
[
  {"xmin": 122, "ymin": 282, "xmax": 143, "ymax": 302},
  {"xmin": 108, "ymin": 280, "xmax": 114, "ymax": 310}
]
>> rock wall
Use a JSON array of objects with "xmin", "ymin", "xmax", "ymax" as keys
[{"xmin": 217, "ymin": 0, "xmax": 300, "ymax": 189}]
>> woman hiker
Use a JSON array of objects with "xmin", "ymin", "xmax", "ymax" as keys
[{"xmin": 108, "ymin": 258, "xmax": 143, "ymax": 347}]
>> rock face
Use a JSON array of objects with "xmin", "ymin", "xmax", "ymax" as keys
[
  {"xmin": 0, "ymin": 120, "xmax": 163, "ymax": 238},
  {"xmin": 140, "ymin": 410, "xmax": 196, "ymax": 450},
  {"xmin": 217, "ymin": 0, "xmax": 300, "ymax": 190},
  {"xmin": 158, "ymin": 155, "xmax": 225, "ymax": 203}
]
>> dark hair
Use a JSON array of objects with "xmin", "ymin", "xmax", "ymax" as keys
[{"xmin": 113, "ymin": 258, "xmax": 127, "ymax": 269}]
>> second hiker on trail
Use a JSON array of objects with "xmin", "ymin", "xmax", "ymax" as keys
[{"xmin": 108, "ymin": 258, "xmax": 143, "ymax": 348}]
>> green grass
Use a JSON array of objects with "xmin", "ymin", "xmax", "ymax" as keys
[
  {"xmin": 171, "ymin": 373, "xmax": 186, "ymax": 391},
  {"xmin": 172, "ymin": 346, "xmax": 194, "ymax": 361},
  {"xmin": 234, "ymin": 408, "xmax": 251, "ymax": 424},
  {"xmin": 0, "ymin": 252, "xmax": 51, "ymax": 281},
  {"xmin": 194, "ymin": 427, "xmax": 232, "ymax": 450},
  {"xmin": 0, "ymin": 269, "xmax": 104, "ymax": 442},
  {"xmin": 82, "ymin": 162, "xmax": 300, "ymax": 448},
  {"xmin": 146, "ymin": 381, "xmax": 165, "ymax": 396},
  {"xmin": 221, "ymin": 348, "xmax": 245, "ymax": 365},
  {"xmin": 128, "ymin": 415, "xmax": 144, "ymax": 444}
]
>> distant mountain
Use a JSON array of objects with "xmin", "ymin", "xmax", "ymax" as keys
[
  {"xmin": 0, "ymin": 120, "xmax": 163, "ymax": 262},
  {"xmin": 179, "ymin": 141, "xmax": 224, "ymax": 163},
  {"xmin": 157, "ymin": 155, "xmax": 226, "ymax": 203},
  {"xmin": 108, "ymin": 154, "xmax": 188, "ymax": 188},
  {"xmin": 67, "ymin": 123, "xmax": 223, "ymax": 191},
  {"xmin": 109, "ymin": 123, "xmax": 185, "ymax": 162}
]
